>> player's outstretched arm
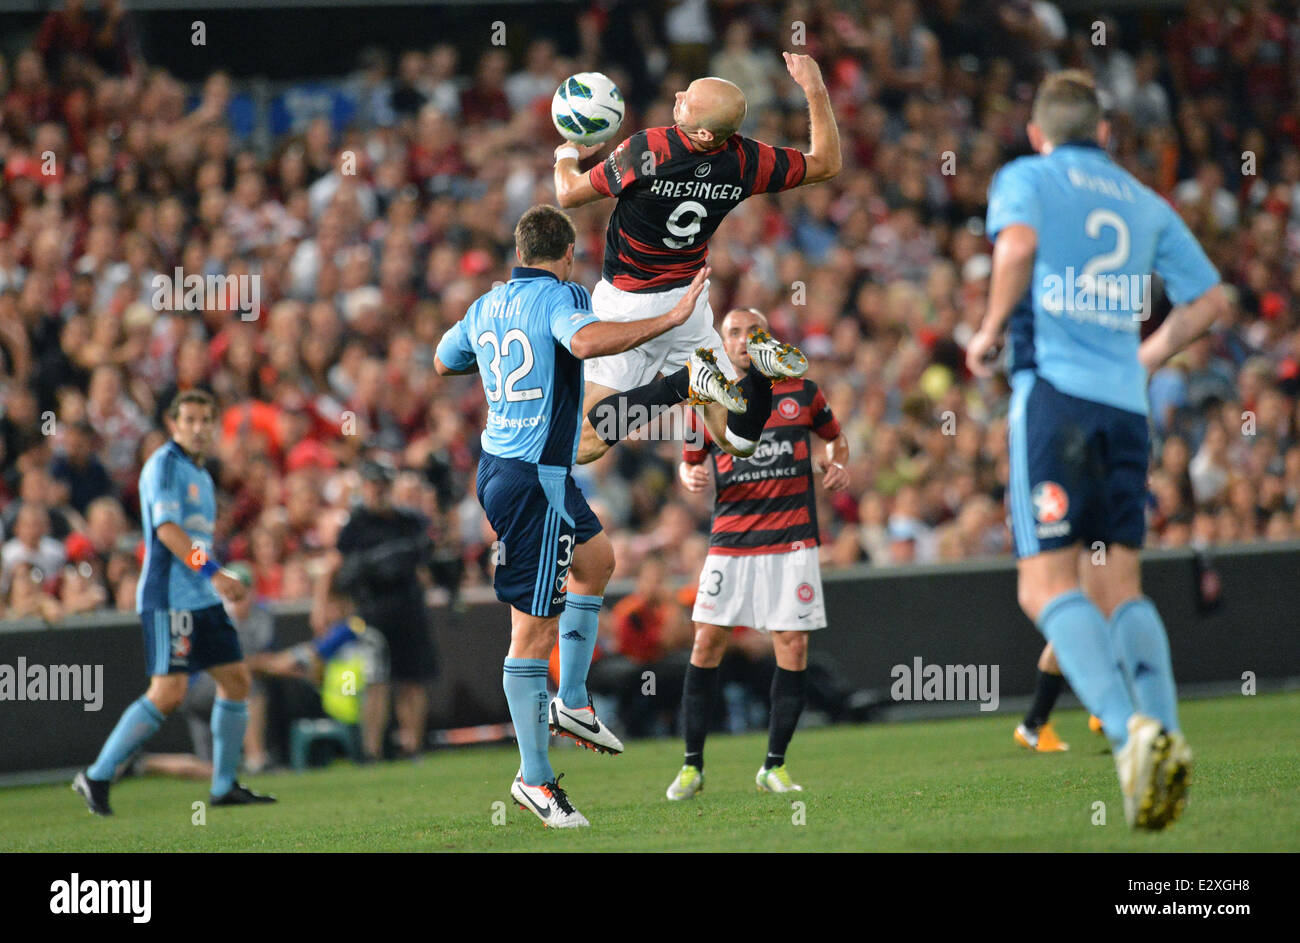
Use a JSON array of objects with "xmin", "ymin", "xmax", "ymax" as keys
[
  {"xmin": 967, "ymin": 223, "xmax": 1037, "ymax": 377},
  {"xmin": 784, "ymin": 52, "xmax": 841, "ymax": 185},
  {"xmin": 1138, "ymin": 284, "xmax": 1230, "ymax": 375},
  {"xmin": 554, "ymin": 143, "xmax": 608, "ymax": 208},
  {"xmin": 570, "ymin": 266, "xmax": 710, "ymax": 359}
]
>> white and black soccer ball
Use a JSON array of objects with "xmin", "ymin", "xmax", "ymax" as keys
[{"xmin": 551, "ymin": 72, "xmax": 625, "ymax": 147}]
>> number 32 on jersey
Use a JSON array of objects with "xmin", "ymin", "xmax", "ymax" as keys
[{"xmin": 477, "ymin": 328, "xmax": 543, "ymax": 402}]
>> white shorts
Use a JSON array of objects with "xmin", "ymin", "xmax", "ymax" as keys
[
  {"xmin": 691, "ymin": 548, "xmax": 827, "ymax": 632},
  {"xmin": 583, "ymin": 277, "xmax": 738, "ymax": 392}
]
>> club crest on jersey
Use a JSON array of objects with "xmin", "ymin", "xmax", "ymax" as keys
[
  {"xmin": 1031, "ymin": 481, "xmax": 1071, "ymax": 538},
  {"xmin": 777, "ymin": 397, "xmax": 800, "ymax": 420},
  {"xmin": 694, "ymin": 162, "xmax": 711, "ymax": 178},
  {"xmin": 187, "ymin": 483, "xmax": 200, "ymax": 502},
  {"xmin": 796, "ymin": 582, "xmax": 815, "ymax": 603}
]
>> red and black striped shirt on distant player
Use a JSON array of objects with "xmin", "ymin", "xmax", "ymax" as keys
[
  {"xmin": 683, "ymin": 378, "xmax": 840, "ymax": 556},
  {"xmin": 589, "ymin": 126, "xmax": 806, "ymax": 293}
]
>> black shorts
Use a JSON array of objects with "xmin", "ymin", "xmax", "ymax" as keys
[
  {"xmin": 1007, "ymin": 371, "xmax": 1149, "ymax": 558},
  {"xmin": 476, "ymin": 452, "xmax": 602, "ymax": 618},
  {"xmin": 140, "ymin": 604, "xmax": 242, "ymax": 676}
]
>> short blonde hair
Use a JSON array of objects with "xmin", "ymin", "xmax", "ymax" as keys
[{"xmin": 1032, "ymin": 70, "xmax": 1101, "ymax": 146}]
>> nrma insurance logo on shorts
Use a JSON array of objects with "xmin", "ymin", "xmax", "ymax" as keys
[{"xmin": 1032, "ymin": 481, "xmax": 1071, "ymax": 539}]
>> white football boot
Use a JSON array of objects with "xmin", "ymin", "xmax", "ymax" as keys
[
  {"xmin": 549, "ymin": 697, "xmax": 625, "ymax": 755},
  {"xmin": 511, "ymin": 772, "xmax": 590, "ymax": 828},
  {"xmin": 755, "ymin": 764, "xmax": 803, "ymax": 793},
  {"xmin": 666, "ymin": 765, "xmax": 704, "ymax": 801},
  {"xmin": 1115, "ymin": 713, "xmax": 1184, "ymax": 830},
  {"xmin": 1152, "ymin": 730, "xmax": 1193, "ymax": 829},
  {"xmin": 745, "ymin": 327, "xmax": 808, "ymax": 380},
  {"xmin": 687, "ymin": 348, "xmax": 746, "ymax": 413}
]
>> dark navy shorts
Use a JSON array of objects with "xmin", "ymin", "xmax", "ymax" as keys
[
  {"xmin": 1007, "ymin": 371, "xmax": 1149, "ymax": 559},
  {"xmin": 476, "ymin": 453, "xmax": 603, "ymax": 618},
  {"xmin": 141, "ymin": 603, "xmax": 243, "ymax": 676}
]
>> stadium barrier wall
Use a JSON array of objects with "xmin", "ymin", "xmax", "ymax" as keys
[{"xmin": 3, "ymin": 541, "xmax": 1297, "ymax": 775}]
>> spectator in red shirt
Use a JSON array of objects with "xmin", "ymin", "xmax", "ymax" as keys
[
  {"xmin": 458, "ymin": 50, "xmax": 511, "ymax": 125},
  {"xmin": 1168, "ymin": 0, "xmax": 1230, "ymax": 99}
]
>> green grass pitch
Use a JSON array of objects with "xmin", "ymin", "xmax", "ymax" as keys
[{"xmin": 5, "ymin": 692, "xmax": 1297, "ymax": 852}]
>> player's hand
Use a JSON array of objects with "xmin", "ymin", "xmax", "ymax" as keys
[
  {"xmin": 783, "ymin": 52, "xmax": 826, "ymax": 92},
  {"xmin": 212, "ymin": 570, "xmax": 247, "ymax": 603},
  {"xmin": 817, "ymin": 457, "xmax": 849, "ymax": 492},
  {"xmin": 679, "ymin": 461, "xmax": 710, "ymax": 493},
  {"xmin": 556, "ymin": 142, "xmax": 604, "ymax": 163},
  {"xmin": 965, "ymin": 327, "xmax": 1001, "ymax": 379},
  {"xmin": 668, "ymin": 267, "xmax": 710, "ymax": 326}
]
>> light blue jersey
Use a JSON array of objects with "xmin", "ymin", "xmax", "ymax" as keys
[
  {"xmin": 987, "ymin": 142, "xmax": 1220, "ymax": 415},
  {"xmin": 436, "ymin": 266, "xmax": 599, "ymax": 466},
  {"xmin": 136, "ymin": 440, "xmax": 221, "ymax": 612}
]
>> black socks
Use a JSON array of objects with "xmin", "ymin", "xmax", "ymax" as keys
[
  {"xmin": 765, "ymin": 667, "xmax": 807, "ymax": 769},
  {"xmin": 1023, "ymin": 669, "xmax": 1065, "ymax": 730},
  {"xmin": 726, "ymin": 371, "xmax": 773, "ymax": 445},
  {"xmin": 682, "ymin": 662, "xmax": 721, "ymax": 770},
  {"xmin": 587, "ymin": 367, "xmax": 691, "ymax": 447},
  {"xmin": 586, "ymin": 367, "xmax": 776, "ymax": 451}
]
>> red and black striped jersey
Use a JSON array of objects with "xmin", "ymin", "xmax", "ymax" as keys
[
  {"xmin": 683, "ymin": 377, "xmax": 841, "ymax": 556},
  {"xmin": 589, "ymin": 126, "xmax": 806, "ymax": 293}
]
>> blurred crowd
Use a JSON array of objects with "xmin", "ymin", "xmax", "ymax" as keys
[{"xmin": 2, "ymin": 0, "xmax": 1300, "ymax": 630}]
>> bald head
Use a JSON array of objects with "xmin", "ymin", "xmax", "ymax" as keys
[{"xmin": 675, "ymin": 77, "xmax": 747, "ymax": 148}]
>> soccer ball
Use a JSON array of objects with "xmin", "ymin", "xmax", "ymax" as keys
[{"xmin": 552, "ymin": 72, "xmax": 624, "ymax": 147}]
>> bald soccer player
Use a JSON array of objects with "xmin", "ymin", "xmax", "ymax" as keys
[{"xmin": 554, "ymin": 54, "xmax": 842, "ymax": 464}]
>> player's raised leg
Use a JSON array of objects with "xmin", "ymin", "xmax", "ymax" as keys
[
  {"xmin": 756, "ymin": 629, "xmax": 808, "ymax": 794},
  {"xmin": 693, "ymin": 310, "xmax": 807, "ymax": 459},
  {"xmin": 668, "ymin": 621, "xmax": 729, "ymax": 800},
  {"xmin": 1014, "ymin": 642, "xmax": 1070, "ymax": 752}
]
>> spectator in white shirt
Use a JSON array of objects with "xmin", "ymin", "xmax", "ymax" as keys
[{"xmin": 1, "ymin": 503, "xmax": 66, "ymax": 594}]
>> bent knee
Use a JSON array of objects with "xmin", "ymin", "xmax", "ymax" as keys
[{"xmin": 147, "ymin": 679, "xmax": 186, "ymax": 714}]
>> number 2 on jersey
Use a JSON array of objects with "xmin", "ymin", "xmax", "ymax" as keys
[
  {"xmin": 1081, "ymin": 208, "xmax": 1131, "ymax": 305},
  {"xmin": 477, "ymin": 328, "xmax": 542, "ymax": 402}
]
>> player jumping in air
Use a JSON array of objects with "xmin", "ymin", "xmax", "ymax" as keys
[
  {"xmin": 553, "ymin": 52, "xmax": 841, "ymax": 463},
  {"xmin": 434, "ymin": 205, "xmax": 710, "ymax": 827},
  {"xmin": 665, "ymin": 307, "xmax": 848, "ymax": 800},
  {"xmin": 74, "ymin": 390, "xmax": 275, "ymax": 815},
  {"xmin": 966, "ymin": 71, "xmax": 1229, "ymax": 829}
]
